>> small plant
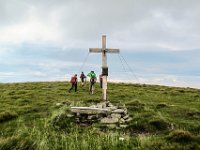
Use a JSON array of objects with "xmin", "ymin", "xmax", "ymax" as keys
[
  {"xmin": 178, "ymin": 89, "xmax": 185, "ymax": 93},
  {"xmin": 0, "ymin": 136, "xmax": 36, "ymax": 150},
  {"xmin": 52, "ymin": 113, "xmax": 74, "ymax": 131},
  {"xmin": 187, "ymin": 111, "xmax": 200, "ymax": 119},
  {"xmin": 167, "ymin": 130, "xmax": 193, "ymax": 143},
  {"xmin": 156, "ymin": 103, "xmax": 168, "ymax": 109},
  {"xmin": 126, "ymin": 100, "xmax": 145, "ymax": 111},
  {"xmin": 148, "ymin": 118, "xmax": 170, "ymax": 131},
  {"xmin": 51, "ymin": 106, "xmax": 75, "ymax": 131}
]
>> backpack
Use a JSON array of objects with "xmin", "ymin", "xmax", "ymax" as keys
[
  {"xmin": 90, "ymin": 73, "xmax": 96, "ymax": 78},
  {"xmin": 90, "ymin": 77, "xmax": 96, "ymax": 84},
  {"xmin": 80, "ymin": 74, "xmax": 86, "ymax": 79}
]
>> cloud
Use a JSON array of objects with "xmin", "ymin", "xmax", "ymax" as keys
[
  {"xmin": 0, "ymin": 0, "xmax": 200, "ymax": 50},
  {"xmin": 0, "ymin": 18, "xmax": 62, "ymax": 44}
]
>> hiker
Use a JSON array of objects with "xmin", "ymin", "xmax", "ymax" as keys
[
  {"xmin": 99, "ymin": 73, "xmax": 103, "ymax": 88},
  {"xmin": 87, "ymin": 71, "xmax": 97, "ymax": 94},
  {"xmin": 80, "ymin": 72, "xmax": 86, "ymax": 86},
  {"xmin": 68, "ymin": 74, "xmax": 78, "ymax": 93}
]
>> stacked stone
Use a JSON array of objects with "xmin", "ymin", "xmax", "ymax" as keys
[{"xmin": 70, "ymin": 102, "xmax": 132, "ymax": 128}]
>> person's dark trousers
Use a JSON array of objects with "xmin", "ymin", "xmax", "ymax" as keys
[
  {"xmin": 100, "ymin": 80, "xmax": 102, "ymax": 88},
  {"xmin": 69, "ymin": 83, "xmax": 77, "ymax": 92},
  {"xmin": 89, "ymin": 82, "xmax": 94, "ymax": 92},
  {"xmin": 74, "ymin": 83, "xmax": 77, "ymax": 92}
]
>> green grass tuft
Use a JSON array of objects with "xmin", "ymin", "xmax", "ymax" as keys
[
  {"xmin": 167, "ymin": 130, "xmax": 194, "ymax": 143},
  {"xmin": 0, "ymin": 111, "xmax": 18, "ymax": 123},
  {"xmin": 125, "ymin": 100, "xmax": 145, "ymax": 112}
]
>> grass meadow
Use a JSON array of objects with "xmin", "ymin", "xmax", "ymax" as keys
[{"xmin": 0, "ymin": 81, "xmax": 200, "ymax": 150}]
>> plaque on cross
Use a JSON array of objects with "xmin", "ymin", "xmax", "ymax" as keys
[{"xmin": 89, "ymin": 35, "xmax": 120, "ymax": 101}]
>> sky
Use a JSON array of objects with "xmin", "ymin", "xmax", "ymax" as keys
[{"xmin": 0, "ymin": 0, "xmax": 200, "ymax": 89}]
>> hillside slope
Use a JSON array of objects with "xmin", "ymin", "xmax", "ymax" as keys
[{"xmin": 0, "ymin": 81, "xmax": 200, "ymax": 150}]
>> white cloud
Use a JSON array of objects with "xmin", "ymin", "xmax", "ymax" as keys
[{"xmin": 110, "ymin": 73, "xmax": 200, "ymax": 89}]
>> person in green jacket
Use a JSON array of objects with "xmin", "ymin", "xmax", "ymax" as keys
[{"xmin": 87, "ymin": 71, "xmax": 97, "ymax": 94}]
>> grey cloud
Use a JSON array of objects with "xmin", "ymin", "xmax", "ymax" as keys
[
  {"xmin": 0, "ymin": 1, "xmax": 30, "ymax": 27},
  {"xmin": 0, "ymin": 0, "xmax": 200, "ymax": 50}
]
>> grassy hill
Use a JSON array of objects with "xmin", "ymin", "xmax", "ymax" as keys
[{"xmin": 0, "ymin": 81, "xmax": 200, "ymax": 150}]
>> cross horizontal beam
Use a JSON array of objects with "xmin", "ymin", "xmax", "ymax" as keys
[
  {"xmin": 106, "ymin": 49, "xmax": 120, "ymax": 53},
  {"xmin": 89, "ymin": 48, "xmax": 120, "ymax": 53},
  {"xmin": 89, "ymin": 48, "xmax": 102, "ymax": 53}
]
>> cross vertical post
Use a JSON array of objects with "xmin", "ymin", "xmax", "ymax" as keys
[
  {"xmin": 89, "ymin": 35, "xmax": 120, "ymax": 102},
  {"xmin": 102, "ymin": 35, "xmax": 107, "ymax": 101}
]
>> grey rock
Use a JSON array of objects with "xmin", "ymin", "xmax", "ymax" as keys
[
  {"xmin": 108, "ymin": 106, "xmax": 118, "ymax": 111},
  {"xmin": 124, "ymin": 108, "xmax": 128, "ymax": 114},
  {"xmin": 125, "ymin": 117, "xmax": 132, "ymax": 122},
  {"xmin": 123, "ymin": 115, "xmax": 129, "ymax": 120},
  {"xmin": 66, "ymin": 114, "xmax": 74, "ymax": 118},
  {"xmin": 89, "ymin": 105, "xmax": 97, "ymax": 108},
  {"xmin": 108, "ymin": 103, "xmax": 114, "ymax": 107},
  {"xmin": 100, "ymin": 117, "xmax": 119, "ymax": 124},
  {"xmin": 118, "ymin": 105, "xmax": 126, "ymax": 109},
  {"xmin": 56, "ymin": 103, "xmax": 62, "ymax": 106},
  {"xmin": 106, "ymin": 124, "xmax": 117, "ymax": 129},
  {"xmin": 111, "ymin": 113, "xmax": 121, "ymax": 119},
  {"xmin": 87, "ymin": 115, "xmax": 97, "ymax": 120},
  {"xmin": 97, "ymin": 102, "xmax": 107, "ymax": 109},
  {"xmin": 96, "ymin": 104, "xmax": 102, "ymax": 108},
  {"xmin": 119, "ymin": 118, "xmax": 125, "ymax": 123},
  {"xmin": 120, "ymin": 124, "xmax": 128, "ymax": 128}
]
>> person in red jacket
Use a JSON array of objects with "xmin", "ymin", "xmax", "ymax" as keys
[{"xmin": 68, "ymin": 74, "xmax": 78, "ymax": 92}]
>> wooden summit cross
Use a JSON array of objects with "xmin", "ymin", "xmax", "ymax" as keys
[{"xmin": 89, "ymin": 35, "xmax": 120, "ymax": 101}]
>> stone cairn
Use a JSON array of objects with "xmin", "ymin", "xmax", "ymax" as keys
[{"xmin": 70, "ymin": 101, "xmax": 132, "ymax": 128}]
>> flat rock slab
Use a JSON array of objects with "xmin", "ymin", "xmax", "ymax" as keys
[
  {"xmin": 71, "ymin": 107, "xmax": 111, "ymax": 115},
  {"xmin": 112, "ymin": 109, "xmax": 126, "ymax": 114}
]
